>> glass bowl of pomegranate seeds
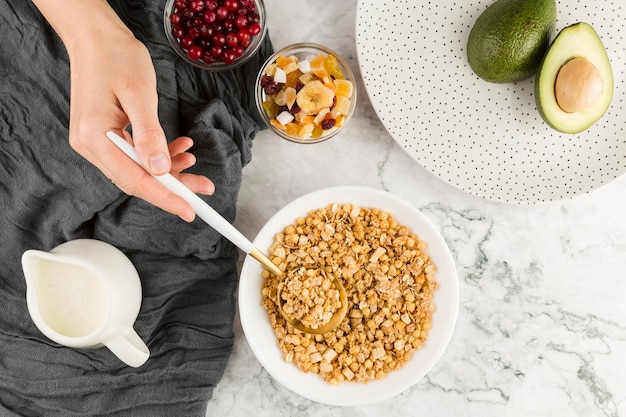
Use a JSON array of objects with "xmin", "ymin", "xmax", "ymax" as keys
[
  {"xmin": 255, "ymin": 43, "xmax": 357, "ymax": 144},
  {"xmin": 164, "ymin": 0, "xmax": 266, "ymax": 70}
]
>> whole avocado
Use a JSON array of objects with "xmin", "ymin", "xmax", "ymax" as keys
[{"xmin": 467, "ymin": 0, "xmax": 556, "ymax": 83}]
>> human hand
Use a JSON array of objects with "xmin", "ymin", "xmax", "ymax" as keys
[
  {"xmin": 66, "ymin": 28, "xmax": 214, "ymax": 222},
  {"xmin": 32, "ymin": 0, "xmax": 213, "ymax": 222}
]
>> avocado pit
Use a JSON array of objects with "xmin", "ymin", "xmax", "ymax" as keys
[{"xmin": 554, "ymin": 57, "xmax": 603, "ymax": 113}]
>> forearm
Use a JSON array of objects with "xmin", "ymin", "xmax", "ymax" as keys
[{"xmin": 31, "ymin": 0, "xmax": 135, "ymax": 56}]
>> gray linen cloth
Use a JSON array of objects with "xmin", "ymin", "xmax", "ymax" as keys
[{"xmin": 0, "ymin": 1, "xmax": 272, "ymax": 415}]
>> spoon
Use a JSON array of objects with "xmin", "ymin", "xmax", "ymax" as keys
[
  {"xmin": 276, "ymin": 272, "xmax": 348, "ymax": 335},
  {"xmin": 105, "ymin": 131, "xmax": 347, "ymax": 334}
]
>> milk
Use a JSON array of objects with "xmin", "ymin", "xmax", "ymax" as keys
[{"xmin": 35, "ymin": 259, "xmax": 109, "ymax": 337}]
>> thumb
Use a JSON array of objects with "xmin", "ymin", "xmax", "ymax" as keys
[
  {"xmin": 132, "ymin": 121, "xmax": 171, "ymax": 176},
  {"xmin": 117, "ymin": 65, "xmax": 170, "ymax": 175},
  {"xmin": 122, "ymin": 86, "xmax": 171, "ymax": 175}
]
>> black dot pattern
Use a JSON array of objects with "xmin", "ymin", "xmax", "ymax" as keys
[{"xmin": 356, "ymin": 0, "xmax": 626, "ymax": 203}]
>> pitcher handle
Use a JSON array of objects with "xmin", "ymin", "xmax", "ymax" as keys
[{"xmin": 104, "ymin": 326, "xmax": 150, "ymax": 368}]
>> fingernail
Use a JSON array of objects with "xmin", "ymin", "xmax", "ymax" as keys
[{"xmin": 149, "ymin": 153, "xmax": 169, "ymax": 173}]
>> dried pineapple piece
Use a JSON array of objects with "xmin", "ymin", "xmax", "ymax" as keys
[{"xmin": 334, "ymin": 79, "xmax": 353, "ymax": 98}]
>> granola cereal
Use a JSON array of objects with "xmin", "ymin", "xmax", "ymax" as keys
[
  {"xmin": 260, "ymin": 203, "xmax": 438, "ymax": 385},
  {"xmin": 279, "ymin": 266, "xmax": 342, "ymax": 330}
]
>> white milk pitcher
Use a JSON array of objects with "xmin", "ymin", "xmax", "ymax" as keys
[{"xmin": 22, "ymin": 239, "xmax": 150, "ymax": 367}]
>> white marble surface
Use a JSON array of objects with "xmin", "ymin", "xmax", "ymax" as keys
[{"xmin": 206, "ymin": 1, "xmax": 626, "ymax": 416}]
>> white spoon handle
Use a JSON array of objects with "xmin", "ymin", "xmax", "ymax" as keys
[{"xmin": 105, "ymin": 131, "xmax": 256, "ymax": 254}]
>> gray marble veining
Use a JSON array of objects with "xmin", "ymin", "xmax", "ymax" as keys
[{"xmin": 205, "ymin": 1, "xmax": 626, "ymax": 416}]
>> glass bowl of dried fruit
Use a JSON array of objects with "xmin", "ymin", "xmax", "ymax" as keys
[
  {"xmin": 164, "ymin": 0, "xmax": 266, "ymax": 70},
  {"xmin": 255, "ymin": 43, "xmax": 357, "ymax": 143}
]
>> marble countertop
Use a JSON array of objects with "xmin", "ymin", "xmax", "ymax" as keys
[{"xmin": 206, "ymin": 1, "xmax": 626, "ymax": 416}]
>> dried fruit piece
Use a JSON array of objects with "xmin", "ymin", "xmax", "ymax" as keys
[
  {"xmin": 276, "ymin": 55, "xmax": 296, "ymax": 68},
  {"xmin": 285, "ymin": 69, "xmax": 304, "ymax": 88},
  {"xmin": 262, "ymin": 99, "xmax": 279, "ymax": 119},
  {"xmin": 296, "ymin": 80, "xmax": 335, "ymax": 115},
  {"xmin": 334, "ymin": 79, "xmax": 353, "ymax": 98},
  {"xmin": 284, "ymin": 87, "xmax": 297, "ymax": 109},
  {"xmin": 311, "ymin": 125, "xmax": 323, "ymax": 138},
  {"xmin": 321, "ymin": 118, "xmax": 335, "ymax": 130},
  {"xmin": 309, "ymin": 54, "xmax": 330, "ymax": 80},
  {"xmin": 298, "ymin": 123, "xmax": 314, "ymax": 139},
  {"xmin": 333, "ymin": 96, "xmax": 351, "ymax": 115},
  {"xmin": 324, "ymin": 54, "xmax": 345, "ymax": 79}
]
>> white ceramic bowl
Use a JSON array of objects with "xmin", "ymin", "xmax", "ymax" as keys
[{"xmin": 238, "ymin": 186, "xmax": 459, "ymax": 406}]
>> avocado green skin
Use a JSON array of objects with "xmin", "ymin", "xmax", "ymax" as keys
[
  {"xmin": 467, "ymin": 0, "xmax": 556, "ymax": 83},
  {"xmin": 534, "ymin": 22, "xmax": 614, "ymax": 134}
]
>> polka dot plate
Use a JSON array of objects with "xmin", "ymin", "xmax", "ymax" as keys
[{"xmin": 356, "ymin": 0, "xmax": 626, "ymax": 203}]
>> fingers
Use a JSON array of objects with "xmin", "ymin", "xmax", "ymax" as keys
[
  {"xmin": 177, "ymin": 172, "xmax": 215, "ymax": 195},
  {"xmin": 123, "ymin": 108, "xmax": 215, "ymax": 196},
  {"xmin": 168, "ymin": 137, "xmax": 216, "ymax": 195},
  {"xmin": 89, "ymin": 131, "xmax": 198, "ymax": 222},
  {"xmin": 168, "ymin": 135, "xmax": 194, "ymax": 155},
  {"xmin": 104, "ymin": 134, "xmax": 214, "ymax": 217}
]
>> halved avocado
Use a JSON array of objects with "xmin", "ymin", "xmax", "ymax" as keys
[{"xmin": 535, "ymin": 22, "xmax": 613, "ymax": 134}]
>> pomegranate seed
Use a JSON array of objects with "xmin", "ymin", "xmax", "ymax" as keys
[
  {"xmin": 189, "ymin": 0, "xmax": 204, "ymax": 12},
  {"xmin": 215, "ymin": 6, "xmax": 229, "ymax": 20},
  {"xmin": 202, "ymin": 50, "xmax": 216, "ymax": 63},
  {"xmin": 188, "ymin": 26, "xmax": 201, "ymax": 39},
  {"xmin": 171, "ymin": 24, "xmax": 185, "ymax": 39},
  {"xmin": 211, "ymin": 32, "xmax": 226, "ymax": 46},
  {"xmin": 225, "ymin": 32, "xmax": 239, "ymax": 47},
  {"xmin": 191, "ymin": 17, "xmax": 203, "ymax": 27},
  {"xmin": 198, "ymin": 38, "xmax": 211, "ymax": 49},
  {"xmin": 180, "ymin": 36, "xmax": 194, "ymax": 49},
  {"xmin": 237, "ymin": 28, "xmax": 250, "ymax": 43},
  {"xmin": 187, "ymin": 45, "xmax": 203, "ymax": 60},
  {"xmin": 223, "ymin": 19, "xmax": 234, "ymax": 32},
  {"xmin": 248, "ymin": 22, "xmax": 261, "ymax": 36},
  {"xmin": 169, "ymin": 12, "xmax": 182, "ymax": 25},
  {"xmin": 223, "ymin": 0, "xmax": 239, "ymax": 12},
  {"xmin": 174, "ymin": 0, "xmax": 188, "ymax": 9},
  {"xmin": 239, "ymin": 0, "xmax": 255, "ymax": 8},
  {"xmin": 232, "ymin": 45, "xmax": 244, "ymax": 57},
  {"xmin": 209, "ymin": 44, "xmax": 223, "ymax": 58},
  {"xmin": 222, "ymin": 48, "xmax": 238, "ymax": 64},
  {"xmin": 234, "ymin": 14, "xmax": 248, "ymax": 29},
  {"xmin": 246, "ymin": 12, "xmax": 260, "ymax": 24},
  {"xmin": 198, "ymin": 22, "xmax": 213, "ymax": 38},
  {"xmin": 182, "ymin": 8, "xmax": 195, "ymax": 19},
  {"xmin": 202, "ymin": 9, "xmax": 217, "ymax": 23},
  {"xmin": 205, "ymin": 0, "xmax": 218, "ymax": 10}
]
